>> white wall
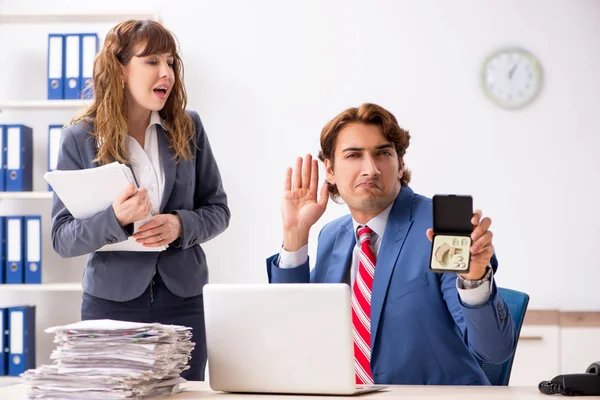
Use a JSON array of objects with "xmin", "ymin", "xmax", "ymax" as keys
[{"xmin": 0, "ymin": 0, "xmax": 599, "ymax": 313}]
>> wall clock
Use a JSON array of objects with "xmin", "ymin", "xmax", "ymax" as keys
[{"xmin": 481, "ymin": 48, "xmax": 543, "ymax": 109}]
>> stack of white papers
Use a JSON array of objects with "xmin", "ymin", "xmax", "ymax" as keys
[
  {"xmin": 44, "ymin": 162, "xmax": 167, "ymax": 252},
  {"xmin": 22, "ymin": 320, "xmax": 195, "ymax": 399}
]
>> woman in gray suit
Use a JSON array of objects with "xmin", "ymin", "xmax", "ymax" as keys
[{"xmin": 51, "ymin": 19, "xmax": 230, "ymax": 381}]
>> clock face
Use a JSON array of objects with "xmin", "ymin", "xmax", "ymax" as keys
[{"xmin": 482, "ymin": 48, "xmax": 543, "ymax": 109}]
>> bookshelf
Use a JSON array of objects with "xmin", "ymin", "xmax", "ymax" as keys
[
  {"xmin": 0, "ymin": 283, "xmax": 82, "ymax": 292},
  {"xmin": 0, "ymin": 100, "xmax": 90, "ymax": 112},
  {"xmin": 0, "ymin": 13, "xmax": 160, "ymax": 24},
  {"xmin": 0, "ymin": 192, "xmax": 53, "ymax": 200},
  {"xmin": 0, "ymin": 10, "xmax": 160, "ymax": 373},
  {"xmin": 0, "ymin": 376, "xmax": 21, "ymax": 386}
]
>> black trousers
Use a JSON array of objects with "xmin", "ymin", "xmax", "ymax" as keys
[{"xmin": 81, "ymin": 271, "xmax": 207, "ymax": 381}]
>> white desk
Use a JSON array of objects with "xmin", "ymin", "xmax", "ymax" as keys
[{"xmin": 1, "ymin": 381, "xmax": 598, "ymax": 399}]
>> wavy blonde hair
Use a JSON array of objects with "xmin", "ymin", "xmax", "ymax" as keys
[
  {"xmin": 72, "ymin": 19, "xmax": 194, "ymax": 165},
  {"xmin": 318, "ymin": 103, "xmax": 412, "ymax": 199}
]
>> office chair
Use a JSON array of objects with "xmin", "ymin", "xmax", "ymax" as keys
[{"xmin": 479, "ymin": 287, "xmax": 530, "ymax": 386}]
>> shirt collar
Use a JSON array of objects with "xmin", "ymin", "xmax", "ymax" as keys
[
  {"xmin": 352, "ymin": 201, "xmax": 394, "ymax": 243},
  {"xmin": 149, "ymin": 111, "xmax": 167, "ymax": 131}
]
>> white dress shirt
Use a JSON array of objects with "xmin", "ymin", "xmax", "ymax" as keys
[
  {"xmin": 125, "ymin": 111, "xmax": 166, "ymax": 216},
  {"xmin": 279, "ymin": 203, "xmax": 493, "ymax": 307}
]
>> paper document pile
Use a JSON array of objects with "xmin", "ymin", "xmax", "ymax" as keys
[
  {"xmin": 22, "ymin": 319, "xmax": 195, "ymax": 399},
  {"xmin": 44, "ymin": 162, "xmax": 167, "ymax": 252}
]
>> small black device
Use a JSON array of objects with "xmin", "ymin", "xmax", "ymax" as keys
[
  {"xmin": 429, "ymin": 194, "xmax": 473, "ymax": 274},
  {"xmin": 539, "ymin": 361, "xmax": 600, "ymax": 396}
]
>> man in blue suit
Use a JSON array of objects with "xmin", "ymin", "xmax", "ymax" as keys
[{"xmin": 266, "ymin": 103, "xmax": 516, "ymax": 385}]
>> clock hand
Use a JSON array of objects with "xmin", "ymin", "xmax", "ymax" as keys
[{"xmin": 508, "ymin": 61, "xmax": 519, "ymax": 80}]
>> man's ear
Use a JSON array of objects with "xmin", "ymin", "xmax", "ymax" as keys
[
  {"xmin": 398, "ymin": 159, "xmax": 404, "ymax": 181},
  {"xmin": 324, "ymin": 158, "xmax": 336, "ymax": 185}
]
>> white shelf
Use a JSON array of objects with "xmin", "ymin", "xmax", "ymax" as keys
[
  {"xmin": 0, "ymin": 376, "xmax": 21, "ymax": 386},
  {"xmin": 0, "ymin": 192, "xmax": 52, "ymax": 200},
  {"xmin": 0, "ymin": 100, "xmax": 90, "ymax": 111},
  {"xmin": 0, "ymin": 13, "xmax": 160, "ymax": 24},
  {"xmin": 0, "ymin": 283, "xmax": 82, "ymax": 292}
]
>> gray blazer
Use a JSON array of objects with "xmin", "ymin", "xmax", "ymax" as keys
[{"xmin": 51, "ymin": 111, "xmax": 230, "ymax": 301}]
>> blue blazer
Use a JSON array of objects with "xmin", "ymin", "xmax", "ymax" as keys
[
  {"xmin": 51, "ymin": 111, "xmax": 230, "ymax": 302},
  {"xmin": 267, "ymin": 186, "xmax": 516, "ymax": 385}
]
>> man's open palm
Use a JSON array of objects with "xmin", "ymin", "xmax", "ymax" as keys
[{"xmin": 282, "ymin": 155, "xmax": 329, "ymax": 234}]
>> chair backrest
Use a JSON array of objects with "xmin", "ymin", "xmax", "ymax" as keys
[{"xmin": 479, "ymin": 287, "xmax": 530, "ymax": 386}]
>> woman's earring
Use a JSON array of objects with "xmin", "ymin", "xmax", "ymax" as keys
[{"xmin": 121, "ymin": 81, "xmax": 124, "ymax": 90}]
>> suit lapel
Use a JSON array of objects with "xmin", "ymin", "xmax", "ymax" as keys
[
  {"xmin": 124, "ymin": 161, "xmax": 139, "ymax": 187},
  {"xmin": 157, "ymin": 125, "xmax": 176, "ymax": 212},
  {"xmin": 325, "ymin": 217, "xmax": 355, "ymax": 283},
  {"xmin": 370, "ymin": 186, "xmax": 415, "ymax": 348}
]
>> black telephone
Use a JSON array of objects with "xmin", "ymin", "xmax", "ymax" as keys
[{"xmin": 539, "ymin": 362, "xmax": 600, "ymax": 396}]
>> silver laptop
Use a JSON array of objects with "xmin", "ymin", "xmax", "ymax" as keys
[{"xmin": 203, "ymin": 283, "xmax": 387, "ymax": 395}]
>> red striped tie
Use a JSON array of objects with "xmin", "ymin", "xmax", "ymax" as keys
[{"xmin": 352, "ymin": 225, "xmax": 376, "ymax": 385}]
